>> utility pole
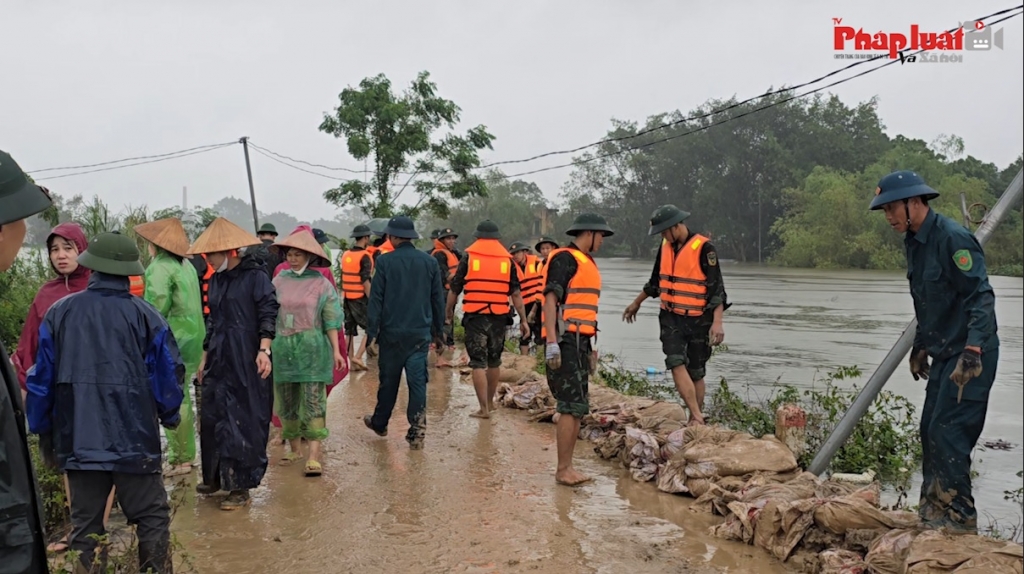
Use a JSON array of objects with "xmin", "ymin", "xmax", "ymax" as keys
[
  {"xmin": 757, "ymin": 191, "xmax": 763, "ymax": 264},
  {"xmin": 808, "ymin": 169, "xmax": 1023, "ymax": 476},
  {"xmin": 240, "ymin": 136, "xmax": 259, "ymax": 232}
]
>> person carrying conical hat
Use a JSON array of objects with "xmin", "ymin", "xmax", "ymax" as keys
[
  {"xmin": 134, "ymin": 218, "xmax": 206, "ymax": 477},
  {"xmin": 189, "ymin": 217, "xmax": 280, "ymax": 510},
  {"xmin": 268, "ymin": 228, "xmax": 344, "ymax": 476}
]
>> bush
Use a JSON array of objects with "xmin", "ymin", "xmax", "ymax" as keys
[
  {"xmin": 0, "ymin": 250, "xmax": 51, "ymax": 348},
  {"xmin": 707, "ymin": 365, "xmax": 922, "ymax": 484}
]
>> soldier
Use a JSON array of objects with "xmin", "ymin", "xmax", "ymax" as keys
[
  {"xmin": 0, "ymin": 148, "xmax": 52, "ymax": 574},
  {"xmin": 509, "ymin": 241, "xmax": 543, "ymax": 355},
  {"xmin": 622, "ymin": 205, "xmax": 729, "ymax": 426},
  {"xmin": 430, "ymin": 227, "xmax": 461, "ymax": 366},
  {"xmin": 542, "ymin": 214, "xmax": 613, "ymax": 486},
  {"xmin": 446, "ymin": 221, "xmax": 529, "ymax": 418},
  {"xmin": 870, "ymin": 170, "xmax": 999, "ymax": 534},
  {"xmin": 534, "ymin": 236, "xmax": 558, "ymax": 263},
  {"xmin": 340, "ymin": 224, "xmax": 374, "ymax": 370}
]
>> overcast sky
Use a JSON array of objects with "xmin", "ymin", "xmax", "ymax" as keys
[{"xmin": 4, "ymin": 0, "xmax": 1022, "ymax": 223}]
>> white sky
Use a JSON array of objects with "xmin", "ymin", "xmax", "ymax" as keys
[{"xmin": 3, "ymin": 0, "xmax": 1022, "ymax": 222}]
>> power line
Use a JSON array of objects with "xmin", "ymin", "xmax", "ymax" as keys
[
  {"xmin": 479, "ymin": 4, "xmax": 1024, "ymax": 170},
  {"xmin": 247, "ymin": 143, "xmax": 407, "ymax": 189},
  {"xmin": 26, "ymin": 141, "xmax": 238, "ymax": 174},
  {"xmin": 246, "ymin": 141, "xmax": 419, "ymax": 176},
  {"xmin": 33, "ymin": 143, "xmax": 237, "ymax": 181},
  {"xmin": 498, "ymin": 8, "xmax": 1024, "ymax": 180}
]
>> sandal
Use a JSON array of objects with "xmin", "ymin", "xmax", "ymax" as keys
[
  {"xmin": 47, "ymin": 534, "xmax": 69, "ymax": 553},
  {"xmin": 304, "ymin": 460, "xmax": 323, "ymax": 477},
  {"xmin": 279, "ymin": 452, "xmax": 303, "ymax": 466}
]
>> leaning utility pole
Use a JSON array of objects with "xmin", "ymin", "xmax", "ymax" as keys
[
  {"xmin": 808, "ymin": 169, "xmax": 1023, "ymax": 476},
  {"xmin": 240, "ymin": 136, "xmax": 259, "ymax": 232}
]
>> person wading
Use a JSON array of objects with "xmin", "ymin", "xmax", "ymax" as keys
[
  {"xmin": 135, "ymin": 217, "xmax": 206, "ymax": 478},
  {"xmin": 509, "ymin": 241, "xmax": 543, "ymax": 356},
  {"xmin": 621, "ymin": 205, "xmax": 729, "ymax": 425},
  {"xmin": 541, "ymin": 214, "xmax": 612, "ymax": 486},
  {"xmin": 190, "ymin": 218, "xmax": 280, "ymax": 511},
  {"xmin": 340, "ymin": 224, "xmax": 374, "ymax": 371},
  {"xmin": 363, "ymin": 216, "xmax": 446, "ymax": 450},
  {"xmin": 870, "ymin": 170, "xmax": 999, "ymax": 534},
  {"xmin": 26, "ymin": 231, "xmax": 185, "ymax": 574},
  {"xmin": 0, "ymin": 149, "xmax": 56, "ymax": 574},
  {"xmin": 270, "ymin": 228, "xmax": 344, "ymax": 477},
  {"xmin": 447, "ymin": 221, "xmax": 530, "ymax": 419},
  {"xmin": 431, "ymin": 227, "xmax": 461, "ymax": 367}
]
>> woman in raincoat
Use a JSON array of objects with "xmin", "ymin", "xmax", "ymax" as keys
[
  {"xmin": 190, "ymin": 218, "xmax": 280, "ymax": 511},
  {"xmin": 270, "ymin": 229, "xmax": 344, "ymax": 476},
  {"xmin": 12, "ymin": 222, "xmax": 113, "ymax": 552},
  {"xmin": 134, "ymin": 217, "xmax": 205, "ymax": 477}
]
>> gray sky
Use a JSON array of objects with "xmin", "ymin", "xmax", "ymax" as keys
[{"xmin": 4, "ymin": 0, "xmax": 1022, "ymax": 223}]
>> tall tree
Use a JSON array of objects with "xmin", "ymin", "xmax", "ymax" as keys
[
  {"xmin": 319, "ymin": 71, "xmax": 495, "ymax": 219},
  {"xmin": 428, "ymin": 170, "xmax": 550, "ymax": 244}
]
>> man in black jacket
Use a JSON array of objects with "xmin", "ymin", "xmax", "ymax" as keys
[{"xmin": 0, "ymin": 148, "xmax": 53, "ymax": 574}]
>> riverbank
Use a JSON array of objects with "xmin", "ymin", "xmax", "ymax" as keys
[{"xmin": 494, "ymin": 354, "xmax": 1024, "ymax": 573}]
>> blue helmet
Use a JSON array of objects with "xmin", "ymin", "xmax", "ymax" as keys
[{"xmin": 869, "ymin": 170, "xmax": 940, "ymax": 210}]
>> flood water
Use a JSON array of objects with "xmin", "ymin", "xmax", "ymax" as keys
[{"xmin": 167, "ymin": 261, "xmax": 1023, "ymax": 573}]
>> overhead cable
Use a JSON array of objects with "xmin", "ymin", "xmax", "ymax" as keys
[
  {"xmin": 33, "ymin": 143, "xmax": 237, "ymax": 182},
  {"xmin": 26, "ymin": 141, "xmax": 238, "ymax": 174}
]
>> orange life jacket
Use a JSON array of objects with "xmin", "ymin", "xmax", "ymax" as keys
[
  {"xmin": 129, "ymin": 275, "xmax": 145, "ymax": 297},
  {"xmin": 430, "ymin": 240, "xmax": 460, "ymax": 287},
  {"xmin": 541, "ymin": 247, "xmax": 601, "ymax": 338},
  {"xmin": 461, "ymin": 238, "xmax": 513, "ymax": 315},
  {"xmin": 518, "ymin": 254, "xmax": 544, "ymax": 305},
  {"xmin": 377, "ymin": 240, "xmax": 394, "ymax": 255},
  {"xmin": 201, "ymin": 255, "xmax": 214, "ymax": 317},
  {"xmin": 658, "ymin": 234, "xmax": 709, "ymax": 317},
  {"xmin": 340, "ymin": 249, "xmax": 372, "ymax": 300}
]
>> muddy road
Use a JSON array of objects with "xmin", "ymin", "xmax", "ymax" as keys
[{"xmin": 169, "ymin": 364, "xmax": 786, "ymax": 574}]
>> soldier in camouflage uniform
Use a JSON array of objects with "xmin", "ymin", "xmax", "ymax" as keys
[{"xmin": 542, "ymin": 213, "xmax": 613, "ymax": 486}]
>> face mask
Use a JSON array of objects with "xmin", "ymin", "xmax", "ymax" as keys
[
  {"xmin": 297, "ymin": 262, "xmax": 309, "ymax": 275},
  {"xmin": 216, "ymin": 257, "xmax": 229, "ymax": 273}
]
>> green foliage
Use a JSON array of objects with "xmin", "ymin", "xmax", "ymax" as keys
[
  {"xmin": 0, "ymin": 251, "xmax": 51, "ymax": 348},
  {"xmin": 596, "ymin": 354, "xmax": 671, "ymax": 400},
  {"xmin": 27, "ymin": 435, "xmax": 68, "ymax": 533},
  {"xmin": 1006, "ymin": 470, "xmax": 1024, "ymax": 508},
  {"xmin": 424, "ymin": 170, "xmax": 551, "ymax": 245},
  {"xmin": 319, "ymin": 71, "xmax": 495, "ymax": 219},
  {"xmin": 150, "ymin": 206, "xmax": 219, "ymax": 242},
  {"xmin": 706, "ymin": 365, "xmax": 922, "ymax": 483}
]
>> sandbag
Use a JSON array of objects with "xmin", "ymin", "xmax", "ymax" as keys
[
  {"xmin": 752, "ymin": 498, "xmax": 819, "ymax": 561},
  {"xmin": 818, "ymin": 549, "xmax": 868, "ymax": 574},
  {"xmin": 637, "ymin": 401, "xmax": 687, "ymax": 422},
  {"xmin": 660, "ymin": 427, "xmax": 686, "ymax": 460},
  {"xmin": 624, "ymin": 427, "xmax": 660, "ymax": 482},
  {"xmin": 497, "ymin": 379, "xmax": 552, "ymax": 410},
  {"xmin": 498, "ymin": 353, "xmax": 539, "ymax": 382},
  {"xmin": 904, "ymin": 530, "xmax": 1024, "ymax": 574},
  {"xmin": 865, "ymin": 528, "xmax": 920, "ymax": 574},
  {"xmin": 682, "ymin": 434, "xmax": 798, "ymax": 477},
  {"xmin": 813, "ymin": 495, "xmax": 919, "ymax": 535}
]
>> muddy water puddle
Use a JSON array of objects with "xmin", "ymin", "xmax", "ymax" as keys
[{"xmin": 170, "ymin": 365, "xmax": 789, "ymax": 573}]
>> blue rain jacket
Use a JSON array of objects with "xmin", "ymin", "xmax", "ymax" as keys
[{"xmin": 26, "ymin": 272, "xmax": 185, "ymax": 474}]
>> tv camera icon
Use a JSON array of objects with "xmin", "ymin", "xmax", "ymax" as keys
[{"xmin": 960, "ymin": 20, "xmax": 1004, "ymax": 51}]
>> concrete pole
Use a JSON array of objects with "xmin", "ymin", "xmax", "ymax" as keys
[{"xmin": 808, "ymin": 169, "xmax": 1023, "ymax": 476}]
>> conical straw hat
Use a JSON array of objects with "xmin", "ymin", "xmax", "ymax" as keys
[
  {"xmin": 273, "ymin": 229, "xmax": 329, "ymax": 266},
  {"xmin": 187, "ymin": 217, "xmax": 261, "ymax": 255},
  {"xmin": 134, "ymin": 218, "xmax": 191, "ymax": 257}
]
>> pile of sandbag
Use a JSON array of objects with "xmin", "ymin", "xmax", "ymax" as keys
[{"xmin": 495, "ymin": 366, "xmax": 1024, "ymax": 574}]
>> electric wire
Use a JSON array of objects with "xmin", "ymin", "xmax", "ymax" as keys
[
  {"xmin": 246, "ymin": 141, "xmax": 419, "ymax": 176},
  {"xmin": 26, "ymin": 141, "xmax": 239, "ymax": 174},
  {"xmin": 32, "ymin": 143, "xmax": 237, "ymax": 182},
  {"xmin": 478, "ymin": 4, "xmax": 1024, "ymax": 170}
]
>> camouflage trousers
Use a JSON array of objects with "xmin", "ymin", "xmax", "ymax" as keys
[
  {"xmin": 463, "ymin": 313, "xmax": 507, "ymax": 369},
  {"xmin": 546, "ymin": 334, "xmax": 593, "ymax": 419}
]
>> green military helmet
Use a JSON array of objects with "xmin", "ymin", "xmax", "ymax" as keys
[
  {"xmin": 473, "ymin": 220, "xmax": 501, "ymax": 239},
  {"xmin": 647, "ymin": 204, "xmax": 691, "ymax": 236},
  {"xmin": 257, "ymin": 222, "xmax": 278, "ymax": 236},
  {"xmin": 0, "ymin": 149, "xmax": 53, "ymax": 226},
  {"xmin": 350, "ymin": 224, "xmax": 372, "ymax": 239},
  {"xmin": 77, "ymin": 231, "xmax": 146, "ymax": 276},
  {"xmin": 508, "ymin": 241, "xmax": 530, "ymax": 254},
  {"xmin": 869, "ymin": 170, "xmax": 940, "ymax": 210},
  {"xmin": 565, "ymin": 213, "xmax": 614, "ymax": 237},
  {"xmin": 429, "ymin": 229, "xmax": 441, "ymax": 240},
  {"xmin": 534, "ymin": 236, "xmax": 558, "ymax": 251}
]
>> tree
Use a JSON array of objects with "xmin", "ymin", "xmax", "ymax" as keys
[
  {"xmin": 151, "ymin": 206, "xmax": 220, "ymax": 241},
  {"xmin": 212, "ymin": 197, "xmax": 257, "ymax": 230},
  {"xmin": 427, "ymin": 170, "xmax": 551, "ymax": 245},
  {"xmin": 319, "ymin": 71, "xmax": 495, "ymax": 219}
]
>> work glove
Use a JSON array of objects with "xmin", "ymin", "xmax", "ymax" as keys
[
  {"xmin": 909, "ymin": 347, "xmax": 931, "ymax": 381},
  {"xmin": 950, "ymin": 348, "xmax": 983, "ymax": 403},
  {"xmin": 545, "ymin": 342, "xmax": 561, "ymax": 371}
]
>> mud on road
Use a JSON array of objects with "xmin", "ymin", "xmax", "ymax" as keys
[{"xmin": 168, "ymin": 364, "xmax": 789, "ymax": 574}]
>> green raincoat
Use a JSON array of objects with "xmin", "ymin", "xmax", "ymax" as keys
[{"xmin": 143, "ymin": 251, "xmax": 206, "ymax": 465}]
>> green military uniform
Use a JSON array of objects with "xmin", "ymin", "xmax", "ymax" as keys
[
  {"xmin": 870, "ymin": 170, "xmax": 999, "ymax": 532},
  {"xmin": 544, "ymin": 214, "xmax": 614, "ymax": 418}
]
